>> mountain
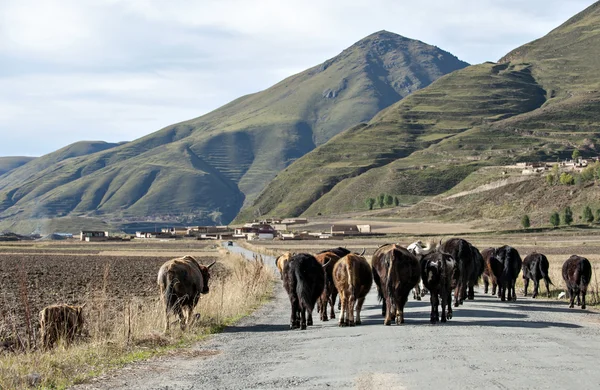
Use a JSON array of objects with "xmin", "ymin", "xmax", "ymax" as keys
[
  {"xmin": 0, "ymin": 157, "xmax": 35, "ymax": 176},
  {"xmin": 0, "ymin": 31, "xmax": 468, "ymax": 232},
  {"xmin": 240, "ymin": 2, "xmax": 600, "ymax": 222}
]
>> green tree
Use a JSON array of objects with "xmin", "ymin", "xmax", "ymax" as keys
[
  {"xmin": 583, "ymin": 206, "xmax": 594, "ymax": 224},
  {"xmin": 394, "ymin": 196, "xmax": 400, "ymax": 206},
  {"xmin": 559, "ymin": 172, "xmax": 575, "ymax": 185},
  {"xmin": 564, "ymin": 206, "xmax": 573, "ymax": 226},
  {"xmin": 550, "ymin": 212, "xmax": 560, "ymax": 228},
  {"xmin": 366, "ymin": 198, "xmax": 375, "ymax": 210},
  {"xmin": 572, "ymin": 149, "xmax": 581, "ymax": 161},
  {"xmin": 551, "ymin": 163, "xmax": 559, "ymax": 177},
  {"xmin": 546, "ymin": 174, "xmax": 555, "ymax": 186},
  {"xmin": 377, "ymin": 194, "xmax": 385, "ymax": 208},
  {"xmin": 581, "ymin": 165, "xmax": 595, "ymax": 182},
  {"xmin": 596, "ymin": 209, "xmax": 600, "ymax": 223},
  {"xmin": 385, "ymin": 194, "xmax": 393, "ymax": 206},
  {"xmin": 521, "ymin": 215, "xmax": 531, "ymax": 229}
]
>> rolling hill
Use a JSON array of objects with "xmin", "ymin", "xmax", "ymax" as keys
[
  {"xmin": 0, "ymin": 31, "xmax": 468, "ymax": 232},
  {"xmin": 240, "ymin": 2, "xmax": 600, "ymax": 222},
  {"xmin": 0, "ymin": 157, "xmax": 35, "ymax": 176}
]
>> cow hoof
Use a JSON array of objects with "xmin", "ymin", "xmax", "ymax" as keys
[
  {"xmin": 349, "ymin": 321, "xmax": 355, "ymax": 327},
  {"xmin": 447, "ymin": 312, "xmax": 453, "ymax": 320},
  {"xmin": 307, "ymin": 319, "xmax": 313, "ymax": 326},
  {"xmin": 582, "ymin": 305, "xmax": 587, "ymax": 310},
  {"xmin": 290, "ymin": 323, "xmax": 299, "ymax": 330},
  {"xmin": 416, "ymin": 296, "xmax": 421, "ymax": 301},
  {"xmin": 322, "ymin": 317, "xmax": 328, "ymax": 322},
  {"xmin": 384, "ymin": 320, "xmax": 391, "ymax": 326},
  {"xmin": 339, "ymin": 322, "xmax": 346, "ymax": 327},
  {"xmin": 441, "ymin": 317, "xmax": 447, "ymax": 323},
  {"xmin": 355, "ymin": 320, "xmax": 361, "ymax": 325},
  {"xmin": 300, "ymin": 324, "xmax": 307, "ymax": 330},
  {"xmin": 569, "ymin": 304, "xmax": 574, "ymax": 308}
]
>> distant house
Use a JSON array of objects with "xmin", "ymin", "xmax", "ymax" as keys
[
  {"xmin": 80, "ymin": 231, "xmax": 108, "ymax": 242},
  {"xmin": 234, "ymin": 224, "xmax": 276, "ymax": 240},
  {"xmin": 160, "ymin": 227, "xmax": 189, "ymax": 236},
  {"xmin": 281, "ymin": 218, "xmax": 308, "ymax": 225},
  {"xmin": 331, "ymin": 225, "xmax": 360, "ymax": 236},
  {"xmin": 356, "ymin": 224, "xmax": 372, "ymax": 233},
  {"xmin": 135, "ymin": 231, "xmax": 172, "ymax": 239}
]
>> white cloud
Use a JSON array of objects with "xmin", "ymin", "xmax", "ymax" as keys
[{"xmin": 0, "ymin": 0, "xmax": 596, "ymax": 156}]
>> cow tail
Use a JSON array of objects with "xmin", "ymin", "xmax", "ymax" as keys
[
  {"xmin": 347, "ymin": 260, "xmax": 355, "ymax": 299},
  {"xmin": 501, "ymin": 250, "xmax": 511, "ymax": 286},
  {"xmin": 164, "ymin": 273, "xmax": 176, "ymax": 312},
  {"xmin": 386, "ymin": 252, "xmax": 395, "ymax": 302},
  {"xmin": 541, "ymin": 256, "xmax": 553, "ymax": 285},
  {"xmin": 579, "ymin": 260, "xmax": 590, "ymax": 287},
  {"xmin": 296, "ymin": 266, "xmax": 315, "ymax": 312}
]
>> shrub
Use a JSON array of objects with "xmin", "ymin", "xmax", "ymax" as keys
[
  {"xmin": 583, "ymin": 206, "xmax": 594, "ymax": 224},
  {"xmin": 521, "ymin": 215, "xmax": 530, "ymax": 229},
  {"xmin": 572, "ymin": 149, "xmax": 581, "ymax": 161},
  {"xmin": 365, "ymin": 198, "xmax": 375, "ymax": 210},
  {"xmin": 546, "ymin": 174, "xmax": 555, "ymax": 186},
  {"xmin": 377, "ymin": 194, "xmax": 385, "ymax": 208},
  {"xmin": 385, "ymin": 195, "xmax": 393, "ymax": 206},
  {"xmin": 563, "ymin": 206, "xmax": 573, "ymax": 226},
  {"xmin": 550, "ymin": 212, "xmax": 560, "ymax": 227},
  {"xmin": 559, "ymin": 172, "xmax": 575, "ymax": 185},
  {"xmin": 394, "ymin": 196, "xmax": 399, "ymax": 206}
]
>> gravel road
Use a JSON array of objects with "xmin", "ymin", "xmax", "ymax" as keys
[{"xmin": 74, "ymin": 247, "xmax": 600, "ymax": 390}]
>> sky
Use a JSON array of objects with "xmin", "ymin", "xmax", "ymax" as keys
[{"xmin": 0, "ymin": 0, "xmax": 596, "ymax": 157}]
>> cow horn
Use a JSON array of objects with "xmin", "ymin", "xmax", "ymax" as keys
[
  {"xmin": 80, "ymin": 303, "xmax": 87, "ymax": 309},
  {"xmin": 207, "ymin": 261, "xmax": 217, "ymax": 269},
  {"xmin": 322, "ymin": 259, "xmax": 332, "ymax": 268},
  {"xmin": 359, "ymin": 248, "xmax": 365, "ymax": 256}
]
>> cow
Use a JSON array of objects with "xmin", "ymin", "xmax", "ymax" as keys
[
  {"xmin": 275, "ymin": 252, "xmax": 294, "ymax": 279},
  {"xmin": 468, "ymin": 245, "xmax": 485, "ymax": 300},
  {"xmin": 495, "ymin": 246, "xmax": 522, "ymax": 301},
  {"xmin": 333, "ymin": 253, "xmax": 373, "ymax": 326},
  {"xmin": 440, "ymin": 238, "xmax": 476, "ymax": 307},
  {"xmin": 39, "ymin": 303, "xmax": 86, "ymax": 349},
  {"xmin": 317, "ymin": 247, "xmax": 351, "ymax": 258},
  {"xmin": 157, "ymin": 255, "xmax": 215, "ymax": 332},
  {"xmin": 522, "ymin": 252, "xmax": 553, "ymax": 298},
  {"xmin": 481, "ymin": 247, "xmax": 502, "ymax": 295},
  {"xmin": 283, "ymin": 253, "xmax": 328, "ymax": 330},
  {"xmin": 371, "ymin": 245, "xmax": 420, "ymax": 325},
  {"xmin": 562, "ymin": 255, "xmax": 592, "ymax": 310},
  {"xmin": 315, "ymin": 251, "xmax": 343, "ymax": 321},
  {"xmin": 421, "ymin": 251, "xmax": 455, "ymax": 323}
]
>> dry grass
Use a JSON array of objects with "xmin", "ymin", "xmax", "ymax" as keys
[{"xmin": 0, "ymin": 251, "xmax": 273, "ymax": 389}]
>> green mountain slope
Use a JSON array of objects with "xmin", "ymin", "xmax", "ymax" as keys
[
  {"xmin": 0, "ymin": 31, "xmax": 468, "ymax": 231},
  {"xmin": 0, "ymin": 157, "xmax": 35, "ymax": 176},
  {"xmin": 241, "ymin": 2, "xmax": 600, "ymax": 221}
]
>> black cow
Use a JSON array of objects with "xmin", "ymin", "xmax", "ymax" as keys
[
  {"xmin": 372, "ymin": 245, "xmax": 420, "ymax": 325},
  {"xmin": 495, "ymin": 246, "xmax": 522, "ymax": 301},
  {"xmin": 440, "ymin": 238, "xmax": 475, "ymax": 307},
  {"xmin": 421, "ymin": 252, "xmax": 456, "ymax": 324},
  {"xmin": 468, "ymin": 245, "xmax": 485, "ymax": 300},
  {"xmin": 522, "ymin": 252, "xmax": 552, "ymax": 298},
  {"xmin": 283, "ymin": 253, "xmax": 327, "ymax": 330},
  {"xmin": 562, "ymin": 255, "xmax": 592, "ymax": 309},
  {"xmin": 481, "ymin": 247, "xmax": 502, "ymax": 295}
]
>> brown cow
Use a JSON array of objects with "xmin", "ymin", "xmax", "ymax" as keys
[
  {"xmin": 315, "ymin": 251, "xmax": 342, "ymax": 321},
  {"xmin": 372, "ymin": 245, "xmax": 420, "ymax": 325},
  {"xmin": 39, "ymin": 303, "xmax": 86, "ymax": 349},
  {"xmin": 157, "ymin": 255, "xmax": 215, "ymax": 331},
  {"xmin": 333, "ymin": 253, "xmax": 373, "ymax": 327},
  {"xmin": 275, "ymin": 252, "xmax": 294, "ymax": 279},
  {"xmin": 481, "ymin": 247, "xmax": 502, "ymax": 295}
]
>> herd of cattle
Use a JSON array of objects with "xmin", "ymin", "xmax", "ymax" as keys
[
  {"xmin": 34, "ymin": 240, "xmax": 593, "ymax": 348},
  {"xmin": 275, "ymin": 239, "xmax": 594, "ymax": 329}
]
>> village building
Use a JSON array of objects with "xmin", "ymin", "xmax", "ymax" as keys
[{"xmin": 80, "ymin": 231, "xmax": 109, "ymax": 242}]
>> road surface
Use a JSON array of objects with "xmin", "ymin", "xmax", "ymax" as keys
[{"xmin": 75, "ymin": 246, "xmax": 600, "ymax": 389}]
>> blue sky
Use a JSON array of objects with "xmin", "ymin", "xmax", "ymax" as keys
[{"xmin": 0, "ymin": 0, "xmax": 596, "ymax": 157}]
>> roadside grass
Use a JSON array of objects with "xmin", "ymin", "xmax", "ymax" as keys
[{"xmin": 0, "ymin": 251, "xmax": 274, "ymax": 389}]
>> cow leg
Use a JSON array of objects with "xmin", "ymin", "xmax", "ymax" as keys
[
  {"xmin": 581, "ymin": 284, "xmax": 587, "ymax": 310},
  {"xmin": 453, "ymin": 285, "xmax": 460, "ymax": 307},
  {"xmin": 491, "ymin": 282, "xmax": 497, "ymax": 296},
  {"xmin": 413, "ymin": 284, "xmax": 421, "ymax": 301},
  {"xmin": 483, "ymin": 276, "xmax": 489, "ymax": 294},
  {"xmin": 339, "ymin": 291, "xmax": 347, "ymax": 327},
  {"xmin": 532, "ymin": 278, "xmax": 539, "ymax": 298},
  {"xmin": 319, "ymin": 291, "xmax": 328, "ymax": 321},
  {"xmin": 384, "ymin": 295, "xmax": 394, "ymax": 326},
  {"xmin": 300, "ymin": 306, "xmax": 307, "ymax": 330},
  {"xmin": 511, "ymin": 280, "xmax": 517, "ymax": 301},
  {"xmin": 430, "ymin": 291, "xmax": 439, "ymax": 324},
  {"xmin": 178, "ymin": 308, "xmax": 187, "ymax": 331},
  {"xmin": 355, "ymin": 297, "xmax": 365, "ymax": 325},
  {"xmin": 348, "ymin": 292, "xmax": 356, "ymax": 327},
  {"xmin": 381, "ymin": 297, "xmax": 387, "ymax": 317},
  {"xmin": 460, "ymin": 284, "xmax": 467, "ymax": 304},
  {"xmin": 396, "ymin": 291, "xmax": 409, "ymax": 325},
  {"xmin": 330, "ymin": 289, "xmax": 337, "ymax": 319},
  {"xmin": 544, "ymin": 277, "xmax": 551, "ymax": 298},
  {"xmin": 568, "ymin": 288, "xmax": 575, "ymax": 308},
  {"xmin": 523, "ymin": 278, "xmax": 529, "ymax": 297},
  {"xmin": 467, "ymin": 282, "xmax": 475, "ymax": 300},
  {"xmin": 289, "ymin": 294, "xmax": 300, "ymax": 329},
  {"xmin": 576, "ymin": 289, "xmax": 582, "ymax": 306},
  {"xmin": 445, "ymin": 290, "xmax": 453, "ymax": 320}
]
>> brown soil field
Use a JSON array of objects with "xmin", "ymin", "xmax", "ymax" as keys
[{"xmin": 0, "ymin": 240, "xmax": 221, "ymax": 349}]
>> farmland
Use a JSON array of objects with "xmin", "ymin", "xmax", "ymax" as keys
[{"xmin": 0, "ymin": 240, "xmax": 273, "ymax": 389}]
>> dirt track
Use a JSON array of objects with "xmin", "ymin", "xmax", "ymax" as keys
[{"xmin": 74, "ymin": 247, "xmax": 600, "ymax": 390}]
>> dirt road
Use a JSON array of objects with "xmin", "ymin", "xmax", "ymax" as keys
[{"xmin": 75, "ymin": 276, "xmax": 600, "ymax": 390}]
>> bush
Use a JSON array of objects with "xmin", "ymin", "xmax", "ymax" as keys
[
  {"xmin": 394, "ymin": 196, "xmax": 399, "ymax": 206},
  {"xmin": 563, "ymin": 206, "xmax": 573, "ymax": 225},
  {"xmin": 385, "ymin": 194, "xmax": 393, "ymax": 206},
  {"xmin": 546, "ymin": 174, "xmax": 555, "ymax": 186},
  {"xmin": 583, "ymin": 206, "xmax": 594, "ymax": 224},
  {"xmin": 366, "ymin": 198, "xmax": 375, "ymax": 210},
  {"xmin": 521, "ymin": 215, "xmax": 530, "ymax": 229},
  {"xmin": 377, "ymin": 194, "xmax": 385, "ymax": 208},
  {"xmin": 559, "ymin": 173, "xmax": 575, "ymax": 185},
  {"xmin": 572, "ymin": 149, "xmax": 581, "ymax": 161},
  {"xmin": 550, "ymin": 212, "xmax": 560, "ymax": 228}
]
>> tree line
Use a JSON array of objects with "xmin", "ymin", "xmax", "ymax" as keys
[
  {"xmin": 365, "ymin": 194, "xmax": 400, "ymax": 210},
  {"xmin": 521, "ymin": 205, "xmax": 599, "ymax": 229}
]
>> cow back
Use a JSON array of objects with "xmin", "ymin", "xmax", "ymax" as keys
[
  {"xmin": 562, "ymin": 255, "xmax": 592, "ymax": 288},
  {"xmin": 158, "ymin": 256, "xmax": 208, "ymax": 310},
  {"xmin": 284, "ymin": 253, "xmax": 325, "ymax": 310},
  {"xmin": 334, "ymin": 254, "xmax": 373, "ymax": 299},
  {"xmin": 496, "ymin": 246, "xmax": 522, "ymax": 284}
]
